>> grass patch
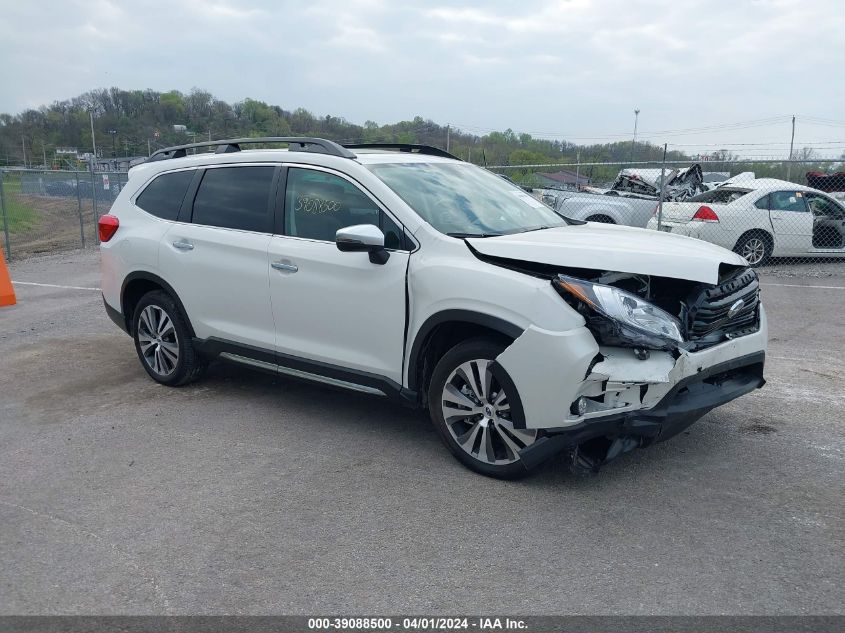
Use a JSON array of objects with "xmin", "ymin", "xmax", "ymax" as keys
[{"xmin": 1, "ymin": 175, "xmax": 39, "ymax": 235}]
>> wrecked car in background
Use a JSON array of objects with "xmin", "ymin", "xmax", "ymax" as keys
[
  {"xmin": 647, "ymin": 178, "xmax": 845, "ymax": 266},
  {"xmin": 545, "ymin": 164, "xmax": 706, "ymax": 227},
  {"xmin": 609, "ymin": 164, "xmax": 706, "ymax": 200},
  {"xmin": 807, "ymin": 170, "xmax": 845, "ymax": 202}
]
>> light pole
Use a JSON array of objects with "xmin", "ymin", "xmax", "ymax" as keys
[
  {"xmin": 630, "ymin": 109, "xmax": 640, "ymax": 164},
  {"xmin": 108, "ymin": 129, "xmax": 118, "ymax": 157}
]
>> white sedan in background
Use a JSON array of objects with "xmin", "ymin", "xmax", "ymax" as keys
[{"xmin": 646, "ymin": 178, "xmax": 845, "ymax": 266}]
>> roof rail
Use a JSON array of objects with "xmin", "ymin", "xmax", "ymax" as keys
[
  {"xmin": 342, "ymin": 143, "xmax": 461, "ymax": 161},
  {"xmin": 147, "ymin": 137, "xmax": 357, "ymax": 162}
]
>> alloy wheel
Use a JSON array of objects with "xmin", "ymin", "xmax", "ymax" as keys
[
  {"xmin": 137, "ymin": 305, "xmax": 180, "ymax": 376},
  {"xmin": 440, "ymin": 359, "xmax": 537, "ymax": 465},
  {"xmin": 741, "ymin": 238, "xmax": 766, "ymax": 265}
]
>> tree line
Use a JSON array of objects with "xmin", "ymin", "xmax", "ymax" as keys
[
  {"xmin": 0, "ymin": 87, "xmax": 686, "ymax": 169},
  {"xmin": 0, "ymin": 87, "xmax": 839, "ymax": 186}
]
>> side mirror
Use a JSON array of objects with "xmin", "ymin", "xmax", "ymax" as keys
[{"xmin": 336, "ymin": 224, "xmax": 390, "ymax": 264}]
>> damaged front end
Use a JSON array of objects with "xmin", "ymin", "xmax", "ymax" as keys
[
  {"xmin": 554, "ymin": 266, "xmax": 762, "ymax": 354},
  {"xmin": 486, "ymin": 254, "xmax": 766, "ymax": 474}
]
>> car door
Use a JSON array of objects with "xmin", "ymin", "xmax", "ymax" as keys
[
  {"xmin": 267, "ymin": 165, "xmax": 411, "ymax": 385},
  {"xmin": 766, "ymin": 190, "xmax": 814, "ymax": 254},
  {"xmin": 159, "ymin": 164, "xmax": 279, "ymax": 350},
  {"xmin": 804, "ymin": 192, "xmax": 845, "ymax": 251}
]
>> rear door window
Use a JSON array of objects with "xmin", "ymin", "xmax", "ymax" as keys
[
  {"xmin": 191, "ymin": 166, "xmax": 275, "ymax": 232},
  {"xmin": 135, "ymin": 170, "xmax": 195, "ymax": 220}
]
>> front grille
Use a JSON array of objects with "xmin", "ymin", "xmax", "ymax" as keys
[{"xmin": 685, "ymin": 268, "xmax": 761, "ymax": 348}]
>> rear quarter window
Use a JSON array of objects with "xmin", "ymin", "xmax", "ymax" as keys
[
  {"xmin": 135, "ymin": 170, "xmax": 195, "ymax": 221},
  {"xmin": 689, "ymin": 188, "xmax": 752, "ymax": 204}
]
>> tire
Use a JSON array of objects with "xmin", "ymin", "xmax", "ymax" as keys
[
  {"xmin": 733, "ymin": 231, "xmax": 773, "ymax": 267},
  {"xmin": 132, "ymin": 290, "xmax": 206, "ymax": 386},
  {"xmin": 586, "ymin": 214, "xmax": 615, "ymax": 224},
  {"xmin": 428, "ymin": 338, "xmax": 539, "ymax": 479}
]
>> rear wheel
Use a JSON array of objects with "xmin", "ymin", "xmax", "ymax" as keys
[
  {"xmin": 734, "ymin": 231, "xmax": 773, "ymax": 267},
  {"xmin": 132, "ymin": 290, "xmax": 206, "ymax": 386},
  {"xmin": 428, "ymin": 339, "xmax": 539, "ymax": 479}
]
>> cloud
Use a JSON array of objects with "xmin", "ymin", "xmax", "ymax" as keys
[{"xmin": 1, "ymin": 0, "xmax": 843, "ymax": 155}]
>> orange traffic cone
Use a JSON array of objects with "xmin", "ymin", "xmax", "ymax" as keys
[{"xmin": 0, "ymin": 245, "xmax": 16, "ymax": 307}]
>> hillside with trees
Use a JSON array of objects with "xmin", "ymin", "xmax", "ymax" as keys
[
  {"xmin": 0, "ymin": 87, "xmax": 685, "ymax": 170},
  {"xmin": 0, "ymin": 87, "xmax": 839, "ymax": 185}
]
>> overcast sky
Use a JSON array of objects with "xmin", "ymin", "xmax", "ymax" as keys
[{"xmin": 2, "ymin": 0, "xmax": 844, "ymax": 157}]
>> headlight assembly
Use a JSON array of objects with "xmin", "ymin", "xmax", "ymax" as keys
[{"xmin": 553, "ymin": 274, "xmax": 684, "ymax": 350}]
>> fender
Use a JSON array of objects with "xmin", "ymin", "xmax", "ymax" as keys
[
  {"xmin": 120, "ymin": 271, "xmax": 196, "ymax": 337},
  {"xmin": 406, "ymin": 309, "xmax": 524, "ymax": 390}
]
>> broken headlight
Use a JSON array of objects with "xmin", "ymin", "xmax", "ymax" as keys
[{"xmin": 553, "ymin": 274, "xmax": 684, "ymax": 350}]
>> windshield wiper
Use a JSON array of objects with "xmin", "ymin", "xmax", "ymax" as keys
[
  {"xmin": 518, "ymin": 225, "xmax": 567, "ymax": 234},
  {"xmin": 446, "ymin": 232, "xmax": 503, "ymax": 238}
]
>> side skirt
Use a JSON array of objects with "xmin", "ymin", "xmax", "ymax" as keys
[{"xmin": 192, "ymin": 337, "xmax": 419, "ymax": 408}]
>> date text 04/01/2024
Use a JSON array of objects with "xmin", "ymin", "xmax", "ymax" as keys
[{"xmin": 307, "ymin": 617, "xmax": 528, "ymax": 630}]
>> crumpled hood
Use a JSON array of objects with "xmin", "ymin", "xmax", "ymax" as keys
[{"xmin": 466, "ymin": 224, "xmax": 747, "ymax": 285}]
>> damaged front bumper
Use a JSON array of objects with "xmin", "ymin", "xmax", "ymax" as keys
[
  {"xmin": 496, "ymin": 306, "xmax": 768, "ymax": 471},
  {"xmin": 518, "ymin": 350, "xmax": 765, "ymax": 471}
]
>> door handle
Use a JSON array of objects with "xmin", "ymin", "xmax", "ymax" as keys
[
  {"xmin": 271, "ymin": 261, "xmax": 298, "ymax": 273},
  {"xmin": 172, "ymin": 240, "xmax": 194, "ymax": 251}
]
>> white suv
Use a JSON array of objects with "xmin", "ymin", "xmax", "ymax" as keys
[{"xmin": 100, "ymin": 137, "xmax": 767, "ymax": 479}]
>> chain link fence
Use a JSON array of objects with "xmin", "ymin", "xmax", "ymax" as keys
[
  {"xmin": 3, "ymin": 156, "xmax": 845, "ymax": 274},
  {"xmin": 0, "ymin": 168, "xmax": 127, "ymax": 260},
  {"xmin": 492, "ymin": 157, "xmax": 845, "ymax": 272}
]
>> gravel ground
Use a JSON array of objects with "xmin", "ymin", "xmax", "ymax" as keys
[{"xmin": 0, "ymin": 249, "xmax": 843, "ymax": 615}]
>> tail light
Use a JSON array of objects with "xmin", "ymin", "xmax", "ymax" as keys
[
  {"xmin": 652, "ymin": 204, "xmax": 660, "ymax": 216},
  {"xmin": 691, "ymin": 206, "xmax": 719, "ymax": 222},
  {"xmin": 98, "ymin": 214, "xmax": 120, "ymax": 242}
]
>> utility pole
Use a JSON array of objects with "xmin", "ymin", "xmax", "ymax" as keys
[
  {"xmin": 21, "ymin": 135, "xmax": 26, "ymax": 168},
  {"xmin": 42, "ymin": 142, "xmax": 46, "ymax": 168},
  {"xmin": 657, "ymin": 143, "xmax": 668, "ymax": 230},
  {"xmin": 629, "ymin": 109, "xmax": 640, "ymax": 164},
  {"xmin": 89, "ymin": 111, "xmax": 98, "ymax": 163},
  {"xmin": 446, "ymin": 124, "xmax": 450, "ymax": 153},
  {"xmin": 786, "ymin": 115, "xmax": 796, "ymax": 181},
  {"xmin": 147, "ymin": 138, "xmax": 151, "ymax": 157},
  {"xmin": 575, "ymin": 150, "xmax": 581, "ymax": 191}
]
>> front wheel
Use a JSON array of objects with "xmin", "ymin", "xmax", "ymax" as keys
[{"xmin": 428, "ymin": 339, "xmax": 539, "ymax": 479}]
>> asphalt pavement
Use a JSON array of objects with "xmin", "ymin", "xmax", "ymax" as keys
[{"xmin": 0, "ymin": 250, "xmax": 843, "ymax": 614}]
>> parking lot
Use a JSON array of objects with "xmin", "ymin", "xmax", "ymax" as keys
[{"xmin": 1, "ymin": 249, "xmax": 843, "ymax": 614}]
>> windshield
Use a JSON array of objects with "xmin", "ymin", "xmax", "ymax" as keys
[{"xmin": 367, "ymin": 162, "xmax": 568, "ymax": 236}]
